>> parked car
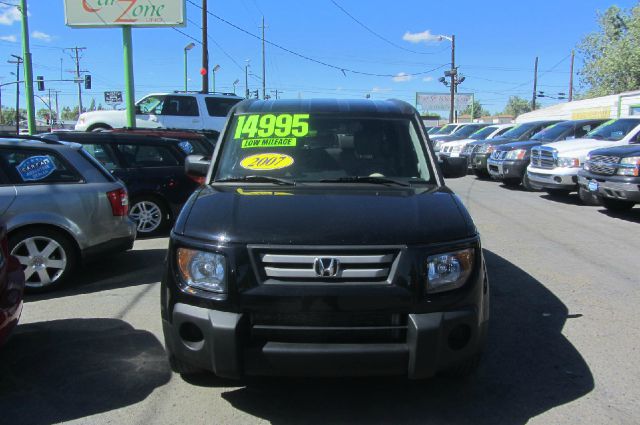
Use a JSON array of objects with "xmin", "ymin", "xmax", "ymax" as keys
[
  {"xmin": 0, "ymin": 223, "xmax": 25, "ymax": 347},
  {"xmin": 461, "ymin": 120, "xmax": 560, "ymax": 178},
  {"xmin": 0, "ymin": 139, "xmax": 136, "ymax": 291},
  {"xmin": 487, "ymin": 119, "xmax": 607, "ymax": 189},
  {"xmin": 438, "ymin": 124, "xmax": 514, "ymax": 160},
  {"xmin": 43, "ymin": 131, "xmax": 214, "ymax": 236},
  {"xmin": 427, "ymin": 126, "xmax": 442, "ymax": 135},
  {"xmin": 577, "ymin": 144, "xmax": 640, "ymax": 211},
  {"xmin": 430, "ymin": 123, "xmax": 468, "ymax": 139},
  {"xmin": 431, "ymin": 124, "xmax": 488, "ymax": 152},
  {"xmin": 74, "ymin": 92, "xmax": 243, "ymax": 133},
  {"xmin": 527, "ymin": 118, "xmax": 640, "ymax": 196},
  {"xmin": 109, "ymin": 128, "xmax": 219, "ymax": 149},
  {"xmin": 161, "ymin": 98, "xmax": 489, "ymax": 379}
]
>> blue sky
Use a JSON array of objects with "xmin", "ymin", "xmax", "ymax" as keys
[{"xmin": 0, "ymin": 0, "xmax": 637, "ymax": 115}]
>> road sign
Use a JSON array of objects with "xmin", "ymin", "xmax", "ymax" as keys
[
  {"xmin": 64, "ymin": 0, "xmax": 185, "ymax": 27},
  {"xmin": 104, "ymin": 91, "xmax": 123, "ymax": 104},
  {"xmin": 416, "ymin": 92, "xmax": 474, "ymax": 111}
]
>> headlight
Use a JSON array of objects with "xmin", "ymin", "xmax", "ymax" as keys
[
  {"xmin": 617, "ymin": 156, "xmax": 640, "ymax": 176},
  {"xmin": 452, "ymin": 145, "xmax": 462, "ymax": 152},
  {"xmin": 426, "ymin": 248, "xmax": 474, "ymax": 293},
  {"xmin": 557, "ymin": 157, "xmax": 580, "ymax": 168},
  {"xmin": 177, "ymin": 248, "xmax": 227, "ymax": 293},
  {"xmin": 506, "ymin": 149, "xmax": 527, "ymax": 160}
]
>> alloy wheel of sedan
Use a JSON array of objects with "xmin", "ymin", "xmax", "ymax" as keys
[
  {"xmin": 129, "ymin": 200, "xmax": 164, "ymax": 234},
  {"xmin": 11, "ymin": 236, "xmax": 67, "ymax": 288}
]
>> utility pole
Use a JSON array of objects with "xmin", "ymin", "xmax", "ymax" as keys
[
  {"xmin": 19, "ymin": 0, "xmax": 36, "ymax": 134},
  {"xmin": 449, "ymin": 34, "xmax": 455, "ymax": 123},
  {"xmin": 568, "ymin": 50, "xmax": 575, "ymax": 102},
  {"xmin": 65, "ymin": 46, "xmax": 87, "ymax": 115},
  {"xmin": 53, "ymin": 89, "xmax": 60, "ymax": 125},
  {"xmin": 260, "ymin": 16, "xmax": 267, "ymax": 100},
  {"xmin": 245, "ymin": 60, "xmax": 250, "ymax": 99},
  {"xmin": 201, "ymin": 0, "xmax": 209, "ymax": 93},
  {"xmin": 47, "ymin": 88, "xmax": 53, "ymax": 127},
  {"xmin": 532, "ymin": 56, "xmax": 539, "ymax": 110},
  {"xmin": 8, "ymin": 55, "xmax": 22, "ymax": 133},
  {"xmin": 271, "ymin": 89, "xmax": 280, "ymax": 100}
]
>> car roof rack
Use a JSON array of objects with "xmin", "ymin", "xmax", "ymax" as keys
[{"xmin": 172, "ymin": 90, "xmax": 240, "ymax": 96}]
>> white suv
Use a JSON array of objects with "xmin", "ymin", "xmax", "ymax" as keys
[
  {"xmin": 527, "ymin": 118, "xmax": 640, "ymax": 194},
  {"xmin": 75, "ymin": 92, "xmax": 243, "ymax": 133}
]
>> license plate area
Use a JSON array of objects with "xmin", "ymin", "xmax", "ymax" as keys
[{"xmin": 588, "ymin": 180, "xmax": 599, "ymax": 192}]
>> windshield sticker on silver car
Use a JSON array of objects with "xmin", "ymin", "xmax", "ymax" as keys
[{"xmin": 16, "ymin": 155, "xmax": 57, "ymax": 181}]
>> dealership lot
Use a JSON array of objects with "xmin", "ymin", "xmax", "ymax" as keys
[{"xmin": 1, "ymin": 175, "xmax": 639, "ymax": 425}]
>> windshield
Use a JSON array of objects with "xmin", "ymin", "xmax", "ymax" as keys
[
  {"xmin": 215, "ymin": 114, "xmax": 434, "ymax": 184},
  {"xmin": 435, "ymin": 124, "xmax": 458, "ymax": 135},
  {"xmin": 499, "ymin": 123, "xmax": 537, "ymax": 140},
  {"xmin": 468, "ymin": 126, "xmax": 498, "ymax": 140},
  {"xmin": 531, "ymin": 122, "xmax": 573, "ymax": 141},
  {"xmin": 451, "ymin": 125, "xmax": 486, "ymax": 138},
  {"xmin": 585, "ymin": 119, "xmax": 640, "ymax": 141},
  {"xmin": 427, "ymin": 127, "xmax": 441, "ymax": 134}
]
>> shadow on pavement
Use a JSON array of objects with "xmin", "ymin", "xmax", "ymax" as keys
[
  {"xmin": 538, "ymin": 193, "xmax": 583, "ymax": 206},
  {"xmin": 25, "ymin": 248, "xmax": 166, "ymax": 302},
  {"xmin": 203, "ymin": 249, "xmax": 593, "ymax": 425},
  {"xmin": 598, "ymin": 206, "xmax": 640, "ymax": 223},
  {"xmin": 0, "ymin": 318, "xmax": 171, "ymax": 425}
]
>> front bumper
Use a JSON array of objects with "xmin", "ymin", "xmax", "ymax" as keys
[
  {"xmin": 487, "ymin": 159, "xmax": 528, "ymax": 180},
  {"xmin": 526, "ymin": 167, "xmax": 578, "ymax": 190},
  {"xmin": 471, "ymin": 153, "xmax": 489, "ymax": 171},
  {"xmin": 578, "ymin": 173, "xmax": 640, "ymax": 202}
]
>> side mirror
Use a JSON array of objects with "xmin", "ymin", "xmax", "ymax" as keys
[
  {"xmin": 441, "ymin": 156, "xmax": 468, "ymax": 179},
  {"xmin": 185, "ymin": 155, "xmax": 211, "ymax": 181}
]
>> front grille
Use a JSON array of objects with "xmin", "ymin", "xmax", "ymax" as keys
[
  {"xmin": 251, "ymin": 246, "xmax": 401, "ymax": 284},
  {"xmin": 531, "ymin": 147, "xmax": 556, "ymax": 169},
  {"xmin": 587, "ymin": 155, "xmax": 620, "ymax": 175},
  {"xmin": 491, "ymin": 150, "xmax": 508, "ymax": 160}
]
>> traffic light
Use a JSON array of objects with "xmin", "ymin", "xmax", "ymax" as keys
[
  {"xmin": 36, "ymin": 76, "xmax": 44, "ymax": 91},
  {"xmin": 84, "ymin": 74, "xmax": 92, "ymax": 90}
]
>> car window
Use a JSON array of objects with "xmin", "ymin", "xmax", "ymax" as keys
[
  {"xmin": 137, "ymin": 95, "xmax": 165, "ymax": 114},
  {"xmin": 575, "ymin": 122, "xmax": 601, "ymax": 138},
  {"xmin": 531, "ymin": 122, "xmax": 573, "ymax": 142},
  {"xmin": 114, "ymin": 144, "xmax": 180, "ymax": 167},
  {"xmin": 205, "ymin": 97, "xmax": 242, "ymax": 117},
  {"xmin": 495, "ymin": 126, "xmax": 513, "ymax": 136},
  {"xmin": 468, "ymin": 126, "xmax": 498, "ymax": 140},
  {"xmin": 586, "ymin": 119, "xmax": 640, "ymax": 141},
  {"xmin": 0, "ymin": 148, "xmax": 83, "ymax": 184},
  {"xmin": 174, "ymin": 138, "xmax": 213, "ymax": 156},
  {"xmin": 161, "ymin": 96, "xmax": 199, "ymax": 117},
  {"xmin": 81, "ymin": 143, "xmax": 119, "ymax": 171},
  {"xmin": 215, "ymin": 114, "xmax": 434, "ymax": 183},
  {"xmin": 452, "ymin": 125, "xmax": 485, "ymax": 138}
]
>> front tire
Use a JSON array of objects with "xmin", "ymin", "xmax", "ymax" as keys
[
  {"xmin": 87, "ymin": 124, "xmax": 112, "ymax": 132},
  {"xmin": 129, "ymin": 196, "xmax": 170, "ymax": 236},
  {"xmin": 545, "ymin": 188, "xmax": 572, "ymax": 197},
  {"xmin": 9, "ymin": 227, "xmax": 78, "ymax": 293},
  {"xmin": 503, "ymin": 178, "xmax": 521, "ymax": 187},
  {"xmin": 473, "ymin": 169, "xmax": 489, "ymax": 179},
  {"xmin": 602, "ymin": 197, "xmax": 635, "ymax": 212},
  {"xmin": 578, "ymin": 187, "xmax": 601, "ymax": 206},
  {"xmin": 522, "ymin": 173, "xmax": 536, "ymax": 191}
]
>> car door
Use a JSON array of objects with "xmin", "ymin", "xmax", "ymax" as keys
[
  {"xmin": 134, "ymin": 94, "xmax": 166, "ymax": 128},
  {"xmin": 0, "ymin": 166, "xmax": 17, "ymax": 216},
  {"xmin": 156, "ymin": 95, "xmax": 203, "ymax": 130}
]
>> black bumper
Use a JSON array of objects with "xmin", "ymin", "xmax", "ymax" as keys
[
  {"xmin": 578, "ymin": 171, "xmax": 640, "ymax": 202},
  {"xmin": 471, "ymin": 153, "xmax": 489, "ymax": 170},
  {"xmin": 487, "ymin": 160, "xmax": 528, "ymax": 180}
]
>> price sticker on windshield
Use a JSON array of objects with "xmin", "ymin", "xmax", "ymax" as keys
[
  {"xmin": 240, "ymin": 153, "xmax": 294, "ymax": 171},
  {"xmin": 234, "ymin": 114, "xmax": 310, "ymax": 140}
]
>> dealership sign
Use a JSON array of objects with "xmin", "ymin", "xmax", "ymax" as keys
[
  {"xmin": 64, "ymin": 0, "xmax": 185, "ymax": 27},
  {"xmin": 416, "ymin": 92, "xmax": 474, "ymax": 111}
]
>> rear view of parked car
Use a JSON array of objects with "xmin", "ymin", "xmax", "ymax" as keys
[
  {"xmin": 45, "ymin": 132, "xmax": 214, "ymax": 236},
  {"xmin": 0, "ymin": 223, "xmax": 25, "ymax": 347},
  {"xmin": 0, "ymin": 139, "xmax": 136, "ymax": 292}
]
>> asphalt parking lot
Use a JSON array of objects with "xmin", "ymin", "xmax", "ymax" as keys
[{"xmin": 1, "ymin": 176, "xmax": 639, "ymax": 425}]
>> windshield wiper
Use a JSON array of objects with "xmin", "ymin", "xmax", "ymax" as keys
[
  {"xmin": 319, "ymin": 176, "xmax": 410, "ymax": 187},
  {"xmin": 215, "ymin": 175, "xmax": 295, "ymax": 185}
]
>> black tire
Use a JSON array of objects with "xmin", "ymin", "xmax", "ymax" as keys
[
  {"xmin": 578, "ymin": 187, "xmax": 601, "ymax": 206},
  {"xmin": 503, "ymin": 178, "xmax": 521, "ymax": 187},
  {"xmin": 545, "ymin": 188, "xmax": 572, "ymax": 197},
  {"xmin": 9, "ymin": 227, "xmax": 78, "ymax": 293},
  {"xmin": 87, "ymin": 124, "xmax": 112, "ymax": 132},
  {"xmin": 169, "ymin": 354, "xmax": 203, "ymax": 375},
  {"xmin": 129, "ymin": 196, "xmax": 171, "ymax": 237},
  {"xmin": 522, "ymin": 173, "xmax": 536, "ymax": 191},
  {"xmin": 473, "ymin": 169, "xmax": 489, "ymax": 179},
  {"xmin": 602, "ymin": 197, "xmax": 635, "ymax": 212}
]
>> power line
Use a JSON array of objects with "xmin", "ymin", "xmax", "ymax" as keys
[
  {"xmin": 185, "ymin": 0, "xmax": 447, "ymax": 78},
  {"xmin": 330, "ymin": 0, "xmax": 447, "ymax": 55}
]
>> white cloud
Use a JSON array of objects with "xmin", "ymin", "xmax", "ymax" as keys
[
  {"xmin": 423, "ymin": 76, "xmax": 434, "ymax": 82},
  {"xmin": 372, "ymin": 87, "xmax": 392, "ymax": 93},
  {"xmin": 32, "ymin": 30, "xmax": 52, "ymax": 42},
  {"xmin": 402, "ymin": 30, "xmax": 442, "ymax": 44},
  {"xmin": 0, "ymin": 5, "xmax": 21, "ymax": 26},
  {"xmin": 0, "ymin": 34, "xmax": 16, "ymax": 42},
  {"xmin": 392, "ymin": 72, "xmax": 412, "ymax": 83}
]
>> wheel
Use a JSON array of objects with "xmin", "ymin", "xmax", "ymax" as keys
[
  {"xmin": 545, "ymin": 188, "xmax": 571, "ymax": 197},
  {"xmin": 601, "ymin": 197, "xmax": 635, "ymax": 212},
  {"xmin": 522, "ymin": 174, "xmax": 536, "ymax": 191},
  {"xmin": 503, "ymin": 178, "xmax": 521, "ymax": 187},
  {"xmin": 169, "ymin": 354, "xmax": 203, "ymax": 375},
  {"xmin": 473, "ymin": 169, "xmax": 489, "ymax": 179},
  {"xmin": 129, "ymin": 196, "xmax": 170, "ymax": 236},
  {"xmin": 87, "ymin": 124, "xmax": 112, "ymax": 132},
  {"xmin": 9, "ymin": 227, "xmax": 78, "ymax": 293},
  {"xmin": 578, "ymin": 187, "xmax": 601, "ymax": 206}
]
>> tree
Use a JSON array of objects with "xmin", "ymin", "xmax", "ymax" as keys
[
  {"xmin": 461, "ymin": 100, "xmax": 489, "ymax": 119},
  {"xmin": 88, "ymin": 98, "xmax": 96, "ymax": 111},
  {"xmin": 578, "ymin": 5, "xmax": 640, "ymax": 97},
  {"xmin": 37, "ymin": 108, "xmax": 50, "ymax": 121},
  {"xmin": 503, "ymin": 96, "xmax": 532, "ymax": 117},
  {"xmin": 97, "ymin": 103, "xmax": 105, "ymax": 111},
  {"xmin": 60, "ymin": 106, "xmax": 77, "ymax": 121}
]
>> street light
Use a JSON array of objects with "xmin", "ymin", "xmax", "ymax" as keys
[
  {"xmin": 8, "ymin": 55, "xmax": 23, "ymax": 133},
  {"xmin": 232, "ymin": 78, "xmax": 240, "ymax": 95},
  {"xmin": 212, "ymin": 64, "xmax": 220, "ymax": 93},
  {"xmin": 184, "ymin": 42, "xmax": 195, "ymax": 92},
  {"xmin": 436, "ymin": 34, "xmax": 456, "ymax": 123}
]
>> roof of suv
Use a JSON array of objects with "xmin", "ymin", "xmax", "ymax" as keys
[
  {"xmin": 0, "ymin": 138, "xmax": 82, "ymax": 152},
  {"xmin": 233, "ymin": 99, "xmax": 416, "ymax": 116},
  {"xmin": 42, "ymin": 131, "xmax": 182, "ymax": 145}
]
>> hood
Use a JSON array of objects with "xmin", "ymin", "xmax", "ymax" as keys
[
  {"xmin": 178, "ymin": 185, "xmax": 475, "ymax": 245},
  {"xmin": 588, "ymin": 143, "xmax": 640, "ymax": 157},
  {"xmin": 442, "ymin": 138, "xmax": 475, "ymax": 148},
  {"xmin": 540, "ymin": 138, "xmax": 630, "ymax": 157},
  {"xmin": 495, "ymin": 139, "xmax": 546, "ymax": 151}
]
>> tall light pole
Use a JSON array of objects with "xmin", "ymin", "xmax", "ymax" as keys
[
  {"xmin": 184, "ymin": 42, "xmax": 195, "ymax": 92},
  {"xmin": 244, "ymin": 60, "xmax": 250, "ymax": 99},
  {"xmin": 8, "ymin": 56, "xmax": 22, "ymax": 133},
  {"xmin": 437, "ymin": 35, "xmax": 455, "ymax": 123},
  {"xmin": 212, "ymin": 64, "xmax": 220, "ymax": 93},
  {"xmin": 232, "ymin": 78, "xmax": 239, "ymax": 95}
]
